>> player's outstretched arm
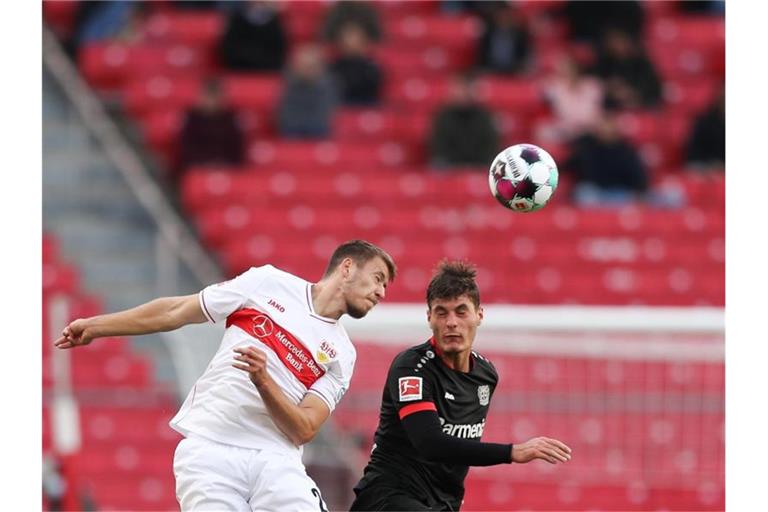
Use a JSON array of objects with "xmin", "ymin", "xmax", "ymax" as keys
[
  {"xmin": 233, "ymin": 346, "xmax": 330, "ymax": 446},
  {"xmin": 54, "ymin": 294, "xmax": 207, "ymax": 349},
  {"xmin": 401, "ymin": 410, "xmax": 571, "ymax": 466}
]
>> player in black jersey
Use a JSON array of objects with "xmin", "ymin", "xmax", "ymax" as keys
[{"xmin": 350, "ymin": 260, "xmax": 572, "ymax": 511}]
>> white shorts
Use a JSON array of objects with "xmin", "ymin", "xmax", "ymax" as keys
[{"xmin": 173, "ymin": 434, "xmax": 329, "ymax": 512}]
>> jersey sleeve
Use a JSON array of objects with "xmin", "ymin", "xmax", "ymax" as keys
[
  {"xmin": 306, "ymin": 346, "xmax": 355, "ymax": 414},
  {"xmin": 386, "ymin": 351, "xmax": 437, "ymax": 419},
  {"xmin": 198, "ymin": 266, "xmax": 272, "ymax": 323}
]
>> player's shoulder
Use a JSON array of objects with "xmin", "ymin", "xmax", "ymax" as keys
[
  {"xmin": 471, "ymin": 350, "xmax": 499, "ymax": 380},
  {"xmin": 249, "ymin": 264, "xmax": 295, "ymax": 281},
  {"xmin": 390, "ymin": 340, "xmax": 435, "ymax": 370},
  {"xmin": 245, "ymin": 264, "xmax": 310, "ymax": 289}
]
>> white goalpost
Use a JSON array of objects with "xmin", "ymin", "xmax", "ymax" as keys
[{"xmin": 342, "ymin": 304, "xmax": 724, "ymax": 361}]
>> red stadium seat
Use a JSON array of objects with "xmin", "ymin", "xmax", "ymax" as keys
[
  {"xmin": 475, "ymin": 77, "xmax": 547, "ymax": 115},
  {"xmin": 123, "ymin": 76, "xmax": 201, "ymax": 116},
  {"xmin": 79, "ymin": 44, "xmax": 211, "ymax": 91},
  {"xmin": 223, "ymin": 74, "xmax": 282, "ymax": 109},
  {"xmin": 649, "ymin": 16, "xmax": 725, "ymax": 52},
  {"xmin": 144, "ymin": 11, "xmax": 224, "ymax": 49},
  {"xmin": 663, "ymin": 77, "xmax": 721, "ymax": 115},
  {"xmin": 388, "ymin": 14, "xmax": 481, "ymax": 49}
]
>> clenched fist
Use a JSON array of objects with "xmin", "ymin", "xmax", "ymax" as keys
[
  {"xmin": 512, "ymin": 437, "xmax": 572, "ymax": 464},
  {"xmin": 54, "ymin": 318, "xmax": 94, "ymax": 349}
]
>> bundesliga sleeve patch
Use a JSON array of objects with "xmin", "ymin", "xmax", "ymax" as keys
[{"xmin": 398, "ymin": 376, "xmax": 423, "ymax": 402}]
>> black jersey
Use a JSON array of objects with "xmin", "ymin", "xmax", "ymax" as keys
[{"xmin": 353, "ymin": 339, "xmax": 499, "ymax": 510}]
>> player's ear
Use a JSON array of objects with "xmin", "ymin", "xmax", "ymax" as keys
[
  {"xmin": 477, "ymin": 306, "xmax": 484, "ymax": 324},
  {"xmin": 340, "ymin": 257, "xmax": 354, "ymax": 278}
]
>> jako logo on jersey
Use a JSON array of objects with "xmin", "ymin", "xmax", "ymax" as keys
[
  {"xmin": 316, "ymin": 340, "xmax": 337, "ymax": 364},
  {"xmin": 398, "ymin": 377, "xmax": 422, "ymax": 402},
  {"xmin": 477, "ymin": 385, "xmax": 490, "ymax": 406},
  {"xmin": 439, "ymin": 418, "xmax": 486, "ymax": 439},
  {"xmin": 268, "ymin": 299, "xmax": 285, "ymax": 313},
  {"xmin": 444, "ymin": 392, "xmax": 455, "ymax": 400}
]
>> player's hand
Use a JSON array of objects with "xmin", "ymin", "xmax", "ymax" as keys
[
  {"xmin": 512, "ymin": 437, "xmax": 572, "ymax": 464},
  {"xmin": 233, "ymin": 346, "xmax": 269, "ymax": 387},
  {"xmin": 54, "ymin": 319, "xmax": 94, "ymax": 349}
]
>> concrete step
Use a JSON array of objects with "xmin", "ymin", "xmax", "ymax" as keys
[
  {"xmin": 43, "ymin": 124, "xmax": 92, "ymax": 149},
  {"xmin": 42, "ymin": 155, "xmax": 117, "ymax": 184},
  {"xmin": 43, "ymin": 185, "xmax": 151, "ymax": 223},
  {"xmin": 43, "ymin": 214, "xmax": 156, "ymax": 263}
]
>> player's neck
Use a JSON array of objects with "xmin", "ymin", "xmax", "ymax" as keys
[
  {"xmin": 309, "ymin": 281, "xmax": 344, "ymax": 320},
  {"xmin": 440, "ymin": 351, "xmax": 472, "ymax": 373}
]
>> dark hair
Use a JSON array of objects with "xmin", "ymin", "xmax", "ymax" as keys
[
  {"xmin": 426, "ymin": 260, "xmax": 480, "ymax": 309},
  {"xmin": 323, "ymin": 240, "xmax": 397, "ymax": 282}
]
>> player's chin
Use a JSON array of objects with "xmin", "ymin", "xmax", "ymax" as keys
[
  {"xmin": 440, "ymin": 338, "xmax": 467, "ymax": 352},
  {"xmin": 347, "ymin": 303, "xmax": 370, "ymax": 319}
]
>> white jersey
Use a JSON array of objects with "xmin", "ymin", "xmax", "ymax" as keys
[{"xmin": 169, "ymin": 265, "xmax": 356, "ymax": 454}]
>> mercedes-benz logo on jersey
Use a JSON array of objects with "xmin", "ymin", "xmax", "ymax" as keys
[
  {"xmin": 478, "ymin": 385, "xmax": 490, "ymax": 406},
  {"xmin": 251, "ymin": 315, "xmax": 274, "ymax": 338}
]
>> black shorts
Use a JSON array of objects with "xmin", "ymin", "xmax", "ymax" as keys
[{"xmin": 349, "ymin": 484, "xmax": 440, "ymax": 512}]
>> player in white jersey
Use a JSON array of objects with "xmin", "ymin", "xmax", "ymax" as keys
[{"xmin": 54, "ymin": 240, "xmax": 396, "ymax": 511}]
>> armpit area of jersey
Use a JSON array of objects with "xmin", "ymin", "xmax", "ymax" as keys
[{"xmin": 401, "ymin": 408, "xmax": 512, "ymax": 466}]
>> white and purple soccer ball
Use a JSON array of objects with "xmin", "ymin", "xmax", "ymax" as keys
[{"xmin": 488, "ymin": 143, "xmax": 559, "ymax": 212}]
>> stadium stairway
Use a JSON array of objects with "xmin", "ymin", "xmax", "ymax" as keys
[
  {"xmin": 42, "ymin": 65, "xmax": 183, "ymax": 383},
  {"xmin": 43, "ymin": 68, "xmax": 158, "ymax": 314}
]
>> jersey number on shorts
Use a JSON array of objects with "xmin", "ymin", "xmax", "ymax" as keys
[{"xmin": 311, "ymin": 487, "xmax": 328, "ymax": 512}]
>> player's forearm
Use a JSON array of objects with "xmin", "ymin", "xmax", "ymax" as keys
[
  {"xmin": 84, "ymin": 297, "xmax": 190, "ymax": 338},
  {"xmin": 254, "ymin": 377, "xmax": 316, "ymax": 446},
  {"xmin": 402, "ymin": 412, "xmax": 512, "ymax": 466}
]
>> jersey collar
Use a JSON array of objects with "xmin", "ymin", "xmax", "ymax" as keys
[
  {"xmin": 305, "ymin": 283, "xmax": 338, "ymax": 324},
  {"xmin": 428, "ymin": 337, "xmax": 475, "ymax": 372}
]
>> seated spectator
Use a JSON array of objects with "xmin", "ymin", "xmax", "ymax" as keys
[
  {"xmin": 323, "ymin": 0, "xmax": 382, "ymax": 43},
  {"xmin": 42, "ymin": 455, "xmax": 66, "ymax": 511},
  {"xmin": 561, "ymin": 0, "xmax": 644, "ymax": 46},
  {"xmin": 277, "ymin": 45, "xmax": 338, "ymax": 139},
  {"xmin": 593, "ymin": 29, "xmax": 662, "ymax": 109},
  {"xmin": 429, "ymin": 74, "xmax": 500, "ymax": 169},
  {"xmin": 567, "ymin": 113, "xmax": 649, "ymax": 206},
  {"xmin": 75, "ymin": 0, "xmax": 148, "ymax": 47},
  {"xmin": 178, "ymin": 78, "xmax": 245, "ymax": 173},
  {"xmin": 686, "ymin": 88, "xmax": 725, "ymax": 171},
  {"xmin": 219, "ymin": 1, "xmax": 286, "ymax": 72},
  {"xmin": 477, "ymin": 1, "xmax": 532, "ymax": 75},
  {"xmin": 679, "ymin": 0, "xmax": 726, "ymax": 15},
  {"xmin": 329, "ymin": 23, "xmax": 383, "ymax": 106},
  {"xmin": 539, "ymin": 55, "xmax": 605, "ymax": 142}
]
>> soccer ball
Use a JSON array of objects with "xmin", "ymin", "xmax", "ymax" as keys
[{"xmin": 488, "ymin": 143, "xmax": 559, "ymax": 212}]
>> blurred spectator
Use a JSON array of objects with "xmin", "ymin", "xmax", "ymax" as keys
[
  {"xmin": 594, "ymin": 29, "xmax": 662, "ymax": 109},
  {"xmin": 540, "ymin": 55, "xmax": 605, "ymax": 142},
  {"xmin": 679, "ymin": 0, "xmax": 726, "ymax": 15},
  {"xmin": 173, "ymin": 0, "xmax": 219, "ymax": 9},
  {"xmin": 329, "ymin": 23, "xmax": 383, "ymax": 106},
  {"xmin": 430, "ymin": 74, "xmax": 499, "ymax": 168},
  {"xmin": 178, "ymin": 78, "xmax": 245, "ymax": 172},
  {"xmin": 441, "ymin": 0, "xmax": 488, "ymax": 15},
  {"xmin": 686, "ymin": 88, "xmax": 725, "ymax": 171},
  {"xmin": 568, "ymin": 113, "xmax": 649, "ymax": 206},
  {"xmin": 477, "ymin": 2, "xmax": 532, "ymax": 75},
  {"xmin": 219, "ymin": 1, "xmax": 287, "ymax": 72},
  {"xmin": 561, "ymin": 0, "xmax": 644, "ymax": 46},
  {"xmin": 323, "ymin": 1, "xmax": 382, "ymax": 43},
  {"xmin": 278, "ymin": 45, "xmax": 338, "ymax": 139},
  {"xmin": 42, "ymin": 455, "xmax": 66, "ymax": 511},
  {"xmin": 75, "ymin": 0, "xmax": 148, "ymax": 47}
]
